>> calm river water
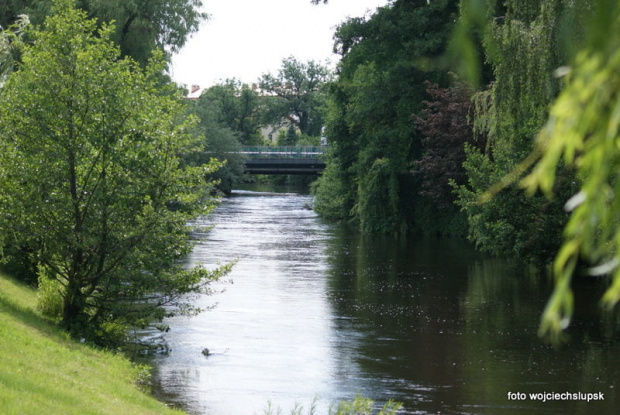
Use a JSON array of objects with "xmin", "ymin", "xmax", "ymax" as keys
[{"xmin": 150, "ymin": 189, "xmax": 619, "ymax": 414}]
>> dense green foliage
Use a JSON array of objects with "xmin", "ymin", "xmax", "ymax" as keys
[
  {"xmin": 198, "ymin": 79, "xmax": 265, "ymax": 145},
  {"xmin": 0, "ymin": 2, "xmax": 227, "ymax": 345},
  {"xmin": 454, "ymin": 0, "xmax": 586, "ymax": 262},
  {"xmin": 0, "ymin": 0, "xmax": 207, "ymax": 65},
  {"xmin": 279, "ymin": 124, "xmax": 299, "ymax": 146},
  {"xmin": 259, "ymin": 56, "xmax": 331, "ymax": 137},
  {"xmin": 312, "ymin": 0, "xmax": 461, "ymax": 235}
]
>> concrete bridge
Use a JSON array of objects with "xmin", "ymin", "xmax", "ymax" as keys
[{"xmin": 240, "ymin": 146, "xmax": 326, "ymax": 175}]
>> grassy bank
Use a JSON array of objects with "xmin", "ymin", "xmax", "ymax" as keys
[{"xmin": 0, "ymin": 272, "xmax": 185, "ymax": 415}]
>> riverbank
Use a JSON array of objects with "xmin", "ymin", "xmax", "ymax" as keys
[{"xmin": 0, "ymin": 272, "xmax": 185, "ymax": 415}]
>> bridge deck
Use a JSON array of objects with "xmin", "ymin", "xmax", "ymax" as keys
[{"xmin": 240, "ymin": 146, "xmax": 326, "ymax": 175}]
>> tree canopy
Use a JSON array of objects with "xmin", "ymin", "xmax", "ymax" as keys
[
  {"xmin": 259, "ymin": 56, "xmax": 331, "ymax": 137},
  {"xmin": 414, "ymin": 80, "xmax": 478, "ymax": 210},
  {"xmin": 198, "ymin": 79, "xmax": 264, "ymax": 145},
  {"xmin": 0, "ymin": 0, "xmax": 207, "ymax": 65}
]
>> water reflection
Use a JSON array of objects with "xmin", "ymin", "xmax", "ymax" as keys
[
  {"xmin": 151, "ymin": 190, "xmax": 620, "ymax": 414},
  {"xmin": 326, "ymin": 231, "xmax": 620, "ymax": 414},
  {"xmin": 152, "ymin": 191, "xmax": 341, "ymax": 414}
]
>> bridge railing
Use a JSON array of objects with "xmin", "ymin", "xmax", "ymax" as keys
[{"xmin": 240, "ymin": 146, "xmax": 325, "ymax": 159}]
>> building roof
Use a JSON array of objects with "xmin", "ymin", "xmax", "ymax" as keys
[{"xmin": 186, "ymin": 84, "xmax": 204, "ymax": 100}]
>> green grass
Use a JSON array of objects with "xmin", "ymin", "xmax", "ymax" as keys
[{"xmin": 0, "ymin": 272, "xmax": 186, "ymax": 415}]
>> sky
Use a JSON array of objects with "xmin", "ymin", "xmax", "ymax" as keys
[{"xmin": 169, "ymin": 0, "xmax": 389, "ymax": 90}]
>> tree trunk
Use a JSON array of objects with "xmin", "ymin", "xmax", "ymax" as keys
[
  {"xmin": 298, "ymin": 111, "xmax": 310, "ymax": 135},
  {"xmin": 62, "ymin": 278, "xmax": 88, "ymax": 336}
]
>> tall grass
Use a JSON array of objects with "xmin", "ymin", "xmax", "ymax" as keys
[{"xmin": 261, "ymin": 395, "xmax": 403, "ymax": 415}]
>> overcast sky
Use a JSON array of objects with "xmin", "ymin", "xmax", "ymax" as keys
[{"xmin": 169, "ymin": 0, "xmax": 388, "ymax": 89}]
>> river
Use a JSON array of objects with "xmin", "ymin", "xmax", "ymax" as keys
[{"xmin": 149, "ymin": 188, "xmax": 619, "ymax": 414}]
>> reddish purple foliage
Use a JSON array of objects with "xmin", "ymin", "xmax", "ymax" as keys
[{"xmin": 414, "ymin": 81, "xmax": 478, "ymax": 209}]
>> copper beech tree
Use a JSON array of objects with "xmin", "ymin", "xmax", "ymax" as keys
[{"xmin": 414, "ymin": 81, "xmax": 478, "ymax": 210}]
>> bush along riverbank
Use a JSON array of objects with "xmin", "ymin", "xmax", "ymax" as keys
[{"xmin": 0, "ymin": 272, "xmax": 185, "ymax": 415}]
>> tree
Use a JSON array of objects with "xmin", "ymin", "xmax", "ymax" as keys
[
  {"xmin": 278, "ymin": 124, "xmax": 299, "ymax": 146},
  {"xmin": 0, "ymin": 1, "xmax": 227, "ymax": 345},
  {"xmin": 199, "ymin": 79, "xmax": 264, "ymax": 145},
  {"xmin": 0, "ymin": 0, "xmax": 207, "ymax": 65},
  {"xmin": 86, "ymin": 0, "xmax": 208, "ymax": 65},
  {"xmin": 414, "ymin": 80, "xmax": 478, "ymax": 210},
  {"xmin": 259, "ymin": 56, "xmax": 331, "ymax": 136}
]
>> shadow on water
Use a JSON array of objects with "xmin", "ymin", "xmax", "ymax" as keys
[
  {"xmin": 324, "ymin": 231, "xmax": 620, "ymax": 414},
  {"xmin": 148, "ymin": 190, "xmax": 620, "ymax": 415}
]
